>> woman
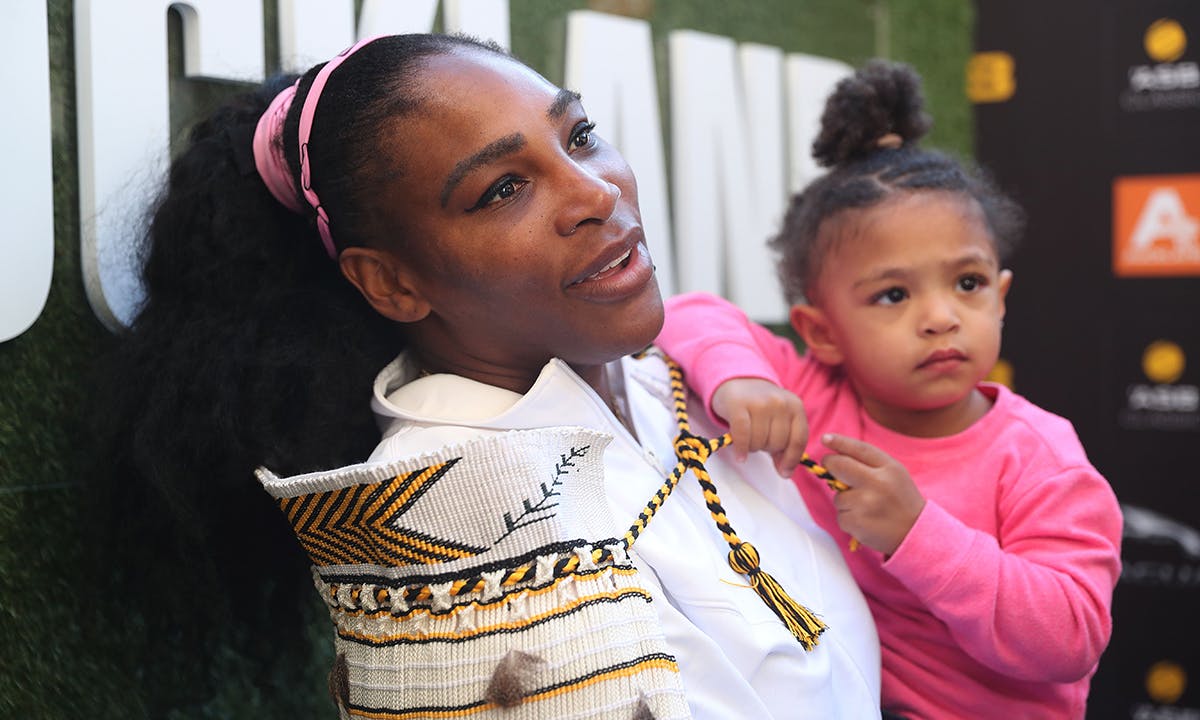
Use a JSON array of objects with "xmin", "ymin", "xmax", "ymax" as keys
[{"xmin": 103, "ymin": 33, "xmax": 880, "ymax": 718}]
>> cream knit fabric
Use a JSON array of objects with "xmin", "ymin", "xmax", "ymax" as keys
[{"xmin": 258, "ymin": 426, "xmax": 691, "ymax": 719}]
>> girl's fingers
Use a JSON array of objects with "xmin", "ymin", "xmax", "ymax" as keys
[
  {"xmin": 820, "ymin": 433, "xmax": 892, "ymax": 468},
  {"xmin": 727, "ymin": 409, "xmax": 752, "ymax": 462},
  {"xmin": 774, "ymin": 413, "xmax": 809, "ymax": 477}
]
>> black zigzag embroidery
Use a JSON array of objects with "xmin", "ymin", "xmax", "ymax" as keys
[{"xmin": 495, "ymin": 446, "xmax": 590, "ymax": 543}]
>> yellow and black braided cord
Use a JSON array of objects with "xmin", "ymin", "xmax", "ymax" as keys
[{"xmin": 621, "ymin": 355, "xmax": 829, "ymax": 651}]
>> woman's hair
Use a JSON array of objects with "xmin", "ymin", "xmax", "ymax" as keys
[
  {"xmin": 88, "ymin": 33, "xmax": 510, "ymax": 687},
  {"xmin": 772, "ymin": 59, "xmax": 1025, "ymax": 304}
]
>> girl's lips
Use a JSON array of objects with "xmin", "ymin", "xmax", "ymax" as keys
[
  {"xmin": 566, "ymin": 240, "xmax": 655, "ymax": 302},
  {"xmin": 918, "ymin": 349, "xmax": 968, "ymax": 370}
]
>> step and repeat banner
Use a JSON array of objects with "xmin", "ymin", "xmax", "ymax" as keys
[{"xmin": 972, "ymin": 1, "xmax": 1199, "ymax": 717}]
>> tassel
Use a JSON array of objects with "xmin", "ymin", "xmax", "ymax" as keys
[
  {"xmin": 617, "ymin": 354, "xmax": 831, "ymax": 651},
  {"xmin": 486, "ymin": 650, "xmax": 546, "ymax": 708},
  {"xmin": 328, "ymin": 652, "xmax": 350, "ymax": 708},
  {"xmin": 728, "ymin": 541, "xmax": 828, "ymax": 650},
  {"xmin": 632, "ymin": 693, "xmax": 657, "ymax": 719}
]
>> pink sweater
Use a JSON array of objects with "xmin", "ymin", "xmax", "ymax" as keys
[{"xmin": 657, "ymin": 292, "xmax": 1122, "ymax": 720}]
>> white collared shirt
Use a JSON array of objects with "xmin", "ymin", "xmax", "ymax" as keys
[{"xmin": 370, "ymin": 352, "xmax": 881, "ymax": 719}]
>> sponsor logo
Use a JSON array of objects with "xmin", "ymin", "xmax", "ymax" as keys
[
  {"xmin": 1124, "ymin": 504, "xmax": 1200, "ymax": 561},
  {"xmin": 1121, "ymin": 504, "xmax": 1200, "ymax": 588},
  {"xmin": 1146, "ymin": 19, "xmax": 1188, "ymax": 63},
  {"xmin": 1119, "ymin": 341, "xmax": 1200, "ymax": 432},
  {"xmin": 966, "ymin": 51, "xmax": 1016, "ymax": 103},
  {"xmin": 986, "ymin": 357, "xmax": 1014, "ymax": 389},
  {"xmin": 1121, "ymin": 17, "xmax": 1200, "ymax": 111},
  {"xmin": 1147, "ymin": 661, "xmax": 1189, "ymax": 705},
  {"xmin": 1132, "ymin": 662, "xmax": 1195, "ymax": 720},
  {"xmin": 1132, "ymin": 705, "xmax": 1200, "ymax": 720},
  {"xmin": 1113, "ymin": 175, "xmax": 1200, "ymax": 278}
]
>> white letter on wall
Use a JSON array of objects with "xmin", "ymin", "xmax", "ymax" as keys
[
  {"xmin": 785, "ymin": 53, "xmax": 852, "ymax": 193},
  {"xmin": 76, "ymin": 0, "xmax": 264, "ymax": 329},
  {"xmin": 669, "ymin": 30, "xmax": 786, "ymax": 322},
  {"xmin": 283, "ymin": 2, "xmax": 509, "ymax": 72},
  {"xmin": 2, "ymin": 2, "xmax": 54, "ymax": 342},
  {"xmin": 444, "ymin": 0, "xmax": 510, "ymax": 50},
  {"xmin": 565, "ymin": 11, "xmax": 674, "ymax": 296},
  {"xmin": 278, "ymin": 0, "xmax": 355, "ymax": 71},
  {"xmin": 358, "ymin": 0, "xmax": 438, "ymax": 38},
  {"xmin": 737, "ymin": 42, "xmax": 787, "ymax": 321}
]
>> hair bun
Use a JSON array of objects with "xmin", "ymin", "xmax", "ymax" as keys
[{"xmin": 811, "ymin": 59, "xmax": 932, "ymax": 168}]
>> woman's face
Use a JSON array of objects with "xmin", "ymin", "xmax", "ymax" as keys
[{"xmin": 373, "ymin": 48, "xmax": 662, "ymax": 390}]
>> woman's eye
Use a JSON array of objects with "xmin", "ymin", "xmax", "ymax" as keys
[
  {"xmin": 470, "ymin": 176, "xmax": 525, "ymax": 211},
  {"xmin": 570, "ymin": 121, "xmax": 596, "ymax": 150},
  {"xmin": 495, "ymin": 180, "xmax": 517, "ymax": 199},
  {"xmin": 874, "ymin": 287, "xmax": 907, "ymax": 305}
]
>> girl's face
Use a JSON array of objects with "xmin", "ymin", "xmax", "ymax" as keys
[
  {"xmin": 794, "ymin": 192, "xmax": 1012, "ymax": 437},
  {"xmin": 368, "ymin": 48, "xmax": 661, "ymax": 390}
]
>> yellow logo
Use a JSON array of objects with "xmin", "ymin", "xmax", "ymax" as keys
[
  {"xmin": 1143, "ymin": 340, "xmax": 1186, "ymax": 384},
  {"xmin": 1145, "ymin": 18, "xmax": 1188, "ymax": 63},
  {"xmin": 1146, "ymin": 660, "xmax": 1187, "ymax": 704},
  {"xmin": 966, "ymin": 52, "xmax": 1016, "ymax": 103},
  {"xmin": 987, "ymin": 358, "xmax": 1014, "ymax": 389}
]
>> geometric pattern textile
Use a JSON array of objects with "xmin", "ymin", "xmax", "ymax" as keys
[{"xmin": 258, "ymin": 426, "xmax": 692, "ymax": 719}]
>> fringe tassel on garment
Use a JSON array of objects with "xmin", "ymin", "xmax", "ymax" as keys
[{"xmin": 632, "ymin": 356, "xmax": 831, "ymax": 651}]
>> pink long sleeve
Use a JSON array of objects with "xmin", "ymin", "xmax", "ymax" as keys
[
  {"xmin": 657, "ymin": 292, "xmax": 803, "ymax": 423},
  {"xmin": 657, "ymin": 290, "xmax": 1122, "ymax": 718},
  {"xmin": 886, "ymin": 460, "xmax": 1120, "ymax": 682}
]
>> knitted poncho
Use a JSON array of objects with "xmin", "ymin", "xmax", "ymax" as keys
[{"xmin": 258, "ymin": 426, "xmax": 692, "ymax": 719}]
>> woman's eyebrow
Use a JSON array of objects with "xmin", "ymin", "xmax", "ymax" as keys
[
  {"xmin": 440, "ymin": 133, "xmax": 525, "ymax": 207},
  {"xmin": 548, "ymin": 88, "xmax": 581, "ymax": 119}
]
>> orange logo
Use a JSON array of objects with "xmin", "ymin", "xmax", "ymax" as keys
[{"xmin": 1113, "ymin": 174, "xmax": 1200, "ymax": 277}]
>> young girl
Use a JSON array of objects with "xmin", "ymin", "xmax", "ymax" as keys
[{"xmin": 656, "ymin": 60, "xmax": 1122, "ymax": 719}]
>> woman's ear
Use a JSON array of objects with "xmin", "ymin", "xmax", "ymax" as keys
[
  {"xmin": 790, "ymin": 304, "xmax": 843, "ymax": 366},
  {"xmin": 338, "ymin": 247, "xmax": 431, "ymax": 323}
]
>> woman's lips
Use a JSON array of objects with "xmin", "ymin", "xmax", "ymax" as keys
[
  {"xmin": 582, "ymin": 248, "xmax": 632, "ymax": 282},
  {"xmin": 566, "ymin": 241, "xmax": 655, "ymax": 302}
]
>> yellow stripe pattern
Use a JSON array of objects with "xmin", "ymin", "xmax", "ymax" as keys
[
  {"xmin": 337, "ymin": 586, "xmax": 654, "ymax": 645},
  {"xmin": 347, "ymin": 655, "xmax": 680, "ymax": 719},
  {"xmin": 279, "ymin": 459, "xmax": 488, "ymax": 567}
]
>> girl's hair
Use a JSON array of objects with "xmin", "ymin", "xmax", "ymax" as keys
[
  {"xmin": 89, "ymin": 33, "xmax": 510, "ymax": 679},
  {"xmin": 772, "ymin": 59, "xmax": 1025, "ymax": 304}
]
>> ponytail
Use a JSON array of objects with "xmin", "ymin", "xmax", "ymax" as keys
[{"xmin": 773, "ymin": 59, "xmax": 1025, "ymax": 304}]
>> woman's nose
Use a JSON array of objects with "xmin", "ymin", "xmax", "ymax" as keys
[{"xmin": 555, "ymin": 162, "xmax": 621, "ymax": 236}]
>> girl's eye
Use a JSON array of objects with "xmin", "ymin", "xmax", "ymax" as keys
[
  {"xmin": 958, "ymin": 274, "xmax": 986, "ymax": 292},
  {"xmin": 470, "ymin": 176, "xmax": 526, "ymax": 211},
  {"xmin": 873, "ymin": 287, "xmax": 908, "ymax": 305},
  {"xmin": 570, "ymin": 121, "xmax": 596, "ymax": 150}
]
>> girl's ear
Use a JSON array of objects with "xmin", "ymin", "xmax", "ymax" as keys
[
  {"xmin": 790, "ymin": 304, "xmax": 844, "ymax": 366},
  {"xmin": 338, "ymin": 247, "xmax": 431, "ymax": 324},
  {"xmin": 998, "ymin": 268, "xmax": 1013, "ymax": 309}
]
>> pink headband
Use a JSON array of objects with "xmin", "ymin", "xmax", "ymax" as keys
[{"xmin": 252, "ymin": 35, "xmax": 386, "ymax": 258}]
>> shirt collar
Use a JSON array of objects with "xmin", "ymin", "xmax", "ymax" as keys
[{"xmin": 370, "ymin": 351, "xmax": 618, "ymax": 431}]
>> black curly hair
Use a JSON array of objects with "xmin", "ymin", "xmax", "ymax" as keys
[
  {"xmin": 88, "ymin": 33, "xmax": 512, "ymax": 690},
  {"xmin": 772, "ymin": 59, "xmax": 1025, "ymax": 304}
]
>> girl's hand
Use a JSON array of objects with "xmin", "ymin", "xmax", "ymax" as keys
[
  {"xmin": 712, "ymin": 378, "xmax": 809, "ymax": 476},
  {"xmin": 819, "ymin": 434, "xmax": 926, "ymax": 556}
]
